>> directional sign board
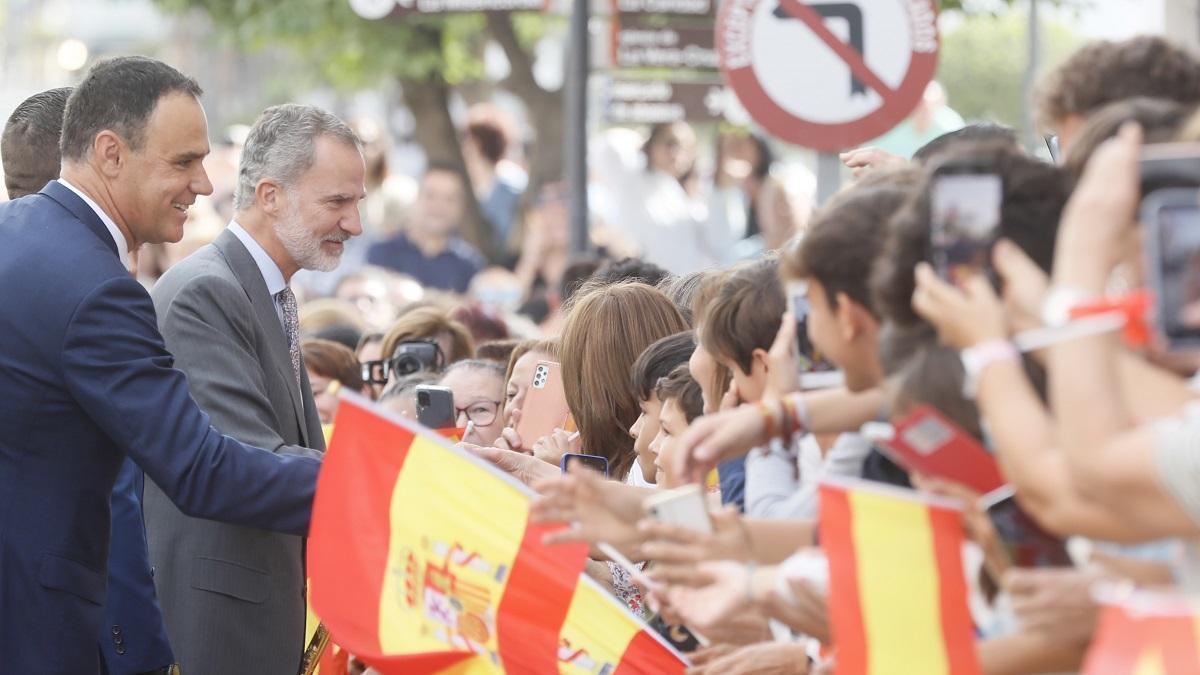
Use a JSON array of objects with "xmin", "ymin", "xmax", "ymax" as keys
[
  {"xmin": 613, "ymin": 18, "xmax": 718, "ymax": 69},
  {"xmin": 716, "ymin": 0, "xmax": 939, "ymax": 151},
  {"xmin": 603, "ymin": 78, "xmax": 728, "ymax": 124}
]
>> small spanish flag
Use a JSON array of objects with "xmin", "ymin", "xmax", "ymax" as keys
[
  {"xmin": 1083, "ymin": 588, "xmax": 1200, "ymax": 674},
  {"xmin": 308, "ymin": 394, "xmax": 687, "ymax": 674},
  {"xmin": 819, "ymin": 477, "xmax": 979, "ymax": 675}
]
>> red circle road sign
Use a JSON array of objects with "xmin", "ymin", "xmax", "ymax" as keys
[{"xmin": 716, "ymin": 0, "xmax": 939, "ymax": 152}]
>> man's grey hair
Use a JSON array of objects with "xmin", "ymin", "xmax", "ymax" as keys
[{"xmin": 234, "ymin": 104, "xmax": 360, "ymax": 210}]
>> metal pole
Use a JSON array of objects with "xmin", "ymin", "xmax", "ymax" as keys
[
  {"xmin": 565, "ymin": 0, "xmax": 591, "ymax": 255},
  {"xmin": 1021, "ymin": 0, "xmax": 1041, "ymax": 150},
  {"xmin": 816, "ymin": 152, "xmax": 842, "ymax": 204}
]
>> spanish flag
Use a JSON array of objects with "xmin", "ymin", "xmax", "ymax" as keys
[
  {"xmin": 308, "ymin": 394, "xmax": 687, "ymax": 674},
  {"xmin": 1083, "ymin": 588, "xmax": 1200, "ymax": 674},
  {"xmin": 819, "ymin": 477, "xmax": 979, "ymax": 675}
]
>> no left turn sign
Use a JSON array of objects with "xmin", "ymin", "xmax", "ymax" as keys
[{"xmin": 716, "ymin": 0, "xmax": 939, "ymax": 152}]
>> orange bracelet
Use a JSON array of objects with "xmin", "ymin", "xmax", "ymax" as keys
[{"xmin": 758, "ymin": 400, "xmax": 779, "ymax": 441}]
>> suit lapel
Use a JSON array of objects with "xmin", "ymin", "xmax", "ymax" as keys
[
  {"xmin": 212, "ymin": 229, "xmax": 311, "ymax": 447},
  {"xmin": 40, "ymin": 181, "xmax": 119, "ymax": 259}
]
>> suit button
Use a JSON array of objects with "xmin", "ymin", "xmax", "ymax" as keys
[
  {"xmin": 114, "ymin": 635, "xmax": 124, "ymax": 646},
  {"xmin": 112, "ymin": 626, "xmax": 121, "ymax": 635},
  {"xmin": 116, "ymin": 645, "xmax": 126, "ymax": 655}
]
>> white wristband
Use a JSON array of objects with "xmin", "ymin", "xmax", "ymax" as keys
[
  {"xmin": 1040, "ymin": 286, "xmax": 1099, "ymax": 327},
  {"xmin": 961, "ymin": 340, "xmax": 1020, "ymax": 400}
]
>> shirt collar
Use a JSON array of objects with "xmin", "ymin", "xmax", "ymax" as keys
[
  {"xmin": 226, "ymin": 220, "xmax": 288, "ymax": 297},
  {"xmin": 57, "ymin": 178, "xmax": 131, "ymax": 270}
]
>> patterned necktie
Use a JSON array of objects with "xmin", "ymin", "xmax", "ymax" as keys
[{"xmin": 276, "ymin": 286, "xmax": 301, "ymax": 387}]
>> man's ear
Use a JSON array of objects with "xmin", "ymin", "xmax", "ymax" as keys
[
  {"xmin": 255, "ymin": 178, "xmax": 284, "ymax": 215},
  {"xmin": 92, "ymin": 130, "xmax": 124, "ymax": 179}
]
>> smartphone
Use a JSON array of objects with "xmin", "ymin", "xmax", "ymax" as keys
[
  {"xmin": 1044, "ymin": 135, "xmax": 1060, "ymax": 165},
  {"xmin": 1142, "ymin": 188, "xmax": 1200, "ymax": 351},
  {"xmin": 1139, "ymin": 143, "xmax": 1200, "ymax": 196},
  {"xmin": 981, "ymin": 486, "xmax": 1072, "ymax": 568},
  {"xmin": 560, "ymin": 452, "xmax": 609, "ymax": 477},
  {"xmin": 516, "ymin": 361, "xmax": 571, "ymax": 444},
  {"xmin": 785, "ymin": 282, "xmax": 843, "ymax": 390},
  {"xmin": 643, "ymin": 484, "xmax": 713, "ymax": 535},
  {"xmin": 387, "ymin": 340, "xmax": 443, "ymax": 379},
  {"xmin": 864, "ymin": 405, "xmax": 1006, "ymax": 496},
  {"xmin": 929, "ymin": 166, "xmax": 1003, "ymax": 285},
  {"xmin": 415, "ymin": 385, "xmax": 455, "ymax": 430}
]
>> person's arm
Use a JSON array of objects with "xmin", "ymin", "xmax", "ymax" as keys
[
  {"xmin": 743, "ymin": 441, "xmax": 803, "ymax": 518},
  {"xmin": 62, "ymin": 276, "xmax": 317, "ymax": 535},
  {"xmin": 158, "ymin": 275, "xmax": 323, "ymax": 459},
  {"xmin": 976, "ymin": 632, "xmax": 1086, "ymax": 675}
]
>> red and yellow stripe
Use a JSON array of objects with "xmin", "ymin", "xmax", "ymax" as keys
[
  {"xmin": 308, "ymin": 395, "xmax": 685, "ymax": 674},
  {"xmin": 1083, "ymin": 592, "xmax": 1200, "ymax": 674},
  {"xmin": 819, "ymin": 478, "xmax": 979, "ymax": 675}
]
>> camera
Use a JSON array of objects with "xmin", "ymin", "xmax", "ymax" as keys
[{"xmin": 386, "ymin": 340, "xmax": 443, "ymax": 378}]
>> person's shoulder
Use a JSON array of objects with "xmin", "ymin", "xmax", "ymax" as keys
[{"xmin": 448, "ymin": 238, "xmax": 486, "ymax": 268}]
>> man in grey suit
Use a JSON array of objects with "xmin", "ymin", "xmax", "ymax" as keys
[{"xmin": 145, "ymin": 104, "xmax": 365, "ymax": 674}]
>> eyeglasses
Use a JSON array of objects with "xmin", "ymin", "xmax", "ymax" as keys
[
  {"xmin": 360, "ymin": 340, "xmax": 446, "ymax": 385},
  {"xmin": 361, "ymin": 359, "xmax": 387, "ymax": 385},
  {"xmin": 456, "ymin": 400, "xmax": 502, "ymax": 428}
]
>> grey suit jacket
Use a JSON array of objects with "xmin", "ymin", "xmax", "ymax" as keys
[{"xmin": 145, "ymin": 229, "xmax": 324, "ymax": 675}]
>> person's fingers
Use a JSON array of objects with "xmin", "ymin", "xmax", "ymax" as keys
[
  {"xmin": 646, "ymin": 563, "xmax": 713, "ymax": 587},
  {"xmin": 962, "ymin": 272, "xmax": 1001, "ymax": 305},
  {"xmin": 993, "ymin": 239, "xmax": 1045, "ymax": 286},
  {"xmin": 769, "ymin": 311, "xmax": 796, "ymax": 357},
  {"xmin": 641, "ymin": 541, "xmax": 706, "ymax": 566},
  {"xmin": 638, "ymin": 518, "xmax": 705, "ymax": 545},
  {"xmin": 541, "ymin": 525, "xmax": 589, "ymax": 546},
  {"xmin": 688, "ymin": 644, "xmax": 736, "ymax": 666}
]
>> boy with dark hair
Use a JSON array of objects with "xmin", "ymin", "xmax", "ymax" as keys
[
  {"xmin": 628, "ymin": 331, "xmax": 697, "ymax": 486},
  {"xmin": 648, "ymin": 364, "xmax": 705, "ymax": 486},
  {"xmin": 2, "ymin": 86, "xmax": 71, "ymax": 198}
]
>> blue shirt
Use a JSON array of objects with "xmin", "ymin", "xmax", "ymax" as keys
[{"xmin": 366, "ymin": 232, "xmax": 485, "ymax": 293}]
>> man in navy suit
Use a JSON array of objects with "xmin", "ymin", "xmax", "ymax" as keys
[
  {"xmin": 0, "ymin": 56, "xmax": 320, "ymax": 674},
  {"xmin": 4, "ymin": 87, "xmax": 177, "ymax": 675}
]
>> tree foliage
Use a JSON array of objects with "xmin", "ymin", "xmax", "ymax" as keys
[{"xmin": 936, "ymin": 10, "xmax": 1080, "ymax": 128}]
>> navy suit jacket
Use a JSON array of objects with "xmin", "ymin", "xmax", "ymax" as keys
[
  {"xmin": 99, "ymin": 459, "xmax": 174, "ymax": 674},
  {"xmin": 0, "ymin": 181, "xmax": 320, "ymax": 674}
]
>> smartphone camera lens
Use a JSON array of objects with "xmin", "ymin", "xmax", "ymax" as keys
[{"xmin": 417, "ymin": 392, "xmax": 430, "ymax": 406}]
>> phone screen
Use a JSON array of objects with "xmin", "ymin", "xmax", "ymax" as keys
[
  {"xmin": 930, "ymin": 173, "xmax": 1002, "ymax": 285},
  {"xmin": 787, "ymin": 282, "xmax": 836, "ymax": 374},
  {"xmin": 1155, "ymin": 204, "xmax": 1200, "ymax": 344},
  {"xmin": 560, "ymin": 453, "xmax": 609, "ymax": 477},
  {"xmin": 985, "ymin": 494, "xmax": 1071, "ymax": 568}
]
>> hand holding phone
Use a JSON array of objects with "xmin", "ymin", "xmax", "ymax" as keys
[
  {"xmin": 863, "ymin": 406, "xmax": 1005, "ymax": 495},
  {"xmin": 1142, "ymin": 188, "xmax": 1200, "ymax": 352},
  {"xmin": 415, "ymin": 385, "xmax": 455, "ymax": 430},
  {"xmin": 643, "ymin": 484, "xmax": 713, "ymax": 535},
  {"xmin": 980, "ymin": 486, "xmax": 1072, "ymax": 568}
]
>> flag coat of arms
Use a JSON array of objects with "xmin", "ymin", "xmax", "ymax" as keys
[
  {"xmin": 819, "ymin": 476, "xmax": 980, "ymax": 675},
  {"xmin": 308, "ymin": 394, "xmax": 687, "ymax": 674}
]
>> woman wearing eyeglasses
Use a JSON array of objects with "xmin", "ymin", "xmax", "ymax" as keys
[{"xmin": 439, "ymin": 359, "xmax": 507, "ymax": 447}]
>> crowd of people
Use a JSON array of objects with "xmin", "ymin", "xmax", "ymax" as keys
[{"xmin": 8, "ymin": 30, "xmax": 1200, "ymax": 675}]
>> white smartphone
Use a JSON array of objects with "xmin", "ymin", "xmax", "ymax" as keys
[{"xmin": 643, "ymin": 484, "xmax": 713, "ymax": 535}]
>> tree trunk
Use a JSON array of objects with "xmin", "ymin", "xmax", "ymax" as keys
[
  {"xmin": 485, "ymin": 12, "xmax": 565, "ymax": 202},
  {"xmin": 400, "ymin": 71, "xmax": 502, "ymax": 264}
]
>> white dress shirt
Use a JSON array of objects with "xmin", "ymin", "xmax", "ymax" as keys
[
  {"xmin": 226, "ymin": 221, "xmax": 289, "ymax": 331},
  {"xmin": 58, "ymin": 179, "xmax": 132, "ymax": 272}
]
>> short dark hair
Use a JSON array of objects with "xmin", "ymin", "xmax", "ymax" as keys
[
  {"xmin": 2, "ymin": 87, "xmax": 71, "ymax": 198},
  {"xmin": 698, "ymin": 257, "xmax": 784, "ymax": 375},
  {"xmin": 872, "ymin": 142, "xmax": 1070, "ymax": 329},
  {"xmin": 301, "ymin": 338, "xmax": 365, "ymax": 391},
  {"xmin": 630, "ymin": 331, "xmax": 696, "ymax": 402},
  {"xmin": 476, "ymin": 338, "xmax": 520, "ymax": 363},
  {"xmin": 655, "ymin": 363, "xmax": 704, "ymax": 423},
  {"xmin": 783, "ymin": 180, "xmax": 917, "ymax": 319},
  {"xmin": 1035, "ymin": 36, "xmax": 1200, "ymax": 130},
  {"xmin": 61, "ymin": 56, "xmax": 203, "ymax": 162},
  {"xmin": 593, "ymin": 257, "xmax": 672, "ymax": 289},
  {"xmin": 912, "ymin": 123, "xmax": 1019, "ymax": 165}
]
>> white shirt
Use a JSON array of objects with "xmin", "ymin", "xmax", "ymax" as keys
[
  {"xmin": 58, "ymin": 178, "xmax": 132, "ymax": 272},
  {"xmin": 227, "ymin": 220, "xmax": 289, "ymax": 330}
]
